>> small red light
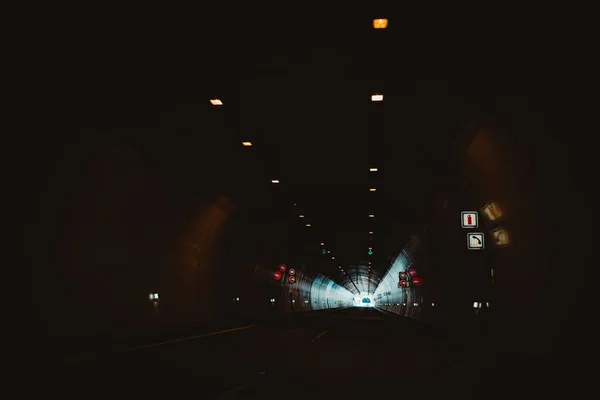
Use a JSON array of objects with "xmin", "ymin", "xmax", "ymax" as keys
[
  {"xmin": 407, "ymin": 268, "xmax": 417, "ymax": 277},
  {"xmin": 278, "ymin": 264, "xmax": 287, "ymax": 272},
  {"xmin": 273, "ymin": 271, "xmax": 282, "ymax": 281},
  {"xmin": 288, "ymin": 275, "xmax": 296, "ymax": 283},
  {"xmin": 412, "ymin": 277, "xmax": 423, "ymax": 286}
]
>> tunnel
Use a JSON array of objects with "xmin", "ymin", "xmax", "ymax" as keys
[{"xmin": 25, "ymin": 7, "xmax": 593, "ymax": 399}]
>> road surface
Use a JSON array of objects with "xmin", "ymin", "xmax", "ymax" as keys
[{"xmin": 51, "ymin": 308, "xmax": 489, "ymax": 399}]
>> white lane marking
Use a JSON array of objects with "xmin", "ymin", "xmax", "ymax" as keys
[
  {"xmin": 126, "ymin": 325, "xmax": 257, "ymax": 351},
  {"xmin": 216, "ymin": 384, "xmax": 249, "ymax": 400},
  {"xmin": 314, "ymin": 330, "xmax": 329, "ymax": 340}
]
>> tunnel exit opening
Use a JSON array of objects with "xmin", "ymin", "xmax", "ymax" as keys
[{"xmin": 354, "ymin": 292, "xmax": 375, "ymax": 307}]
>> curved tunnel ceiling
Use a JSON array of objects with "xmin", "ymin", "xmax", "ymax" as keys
[
  {"xmin": 27, "ymin": 8, "xmax": 593, "ymax": 368},
  {"xmin": 336, "ymin": 264, "xmax": 383, "ymax": 295}
]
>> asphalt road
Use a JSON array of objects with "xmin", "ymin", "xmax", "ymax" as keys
[{"xmin": 49, "ymin": 308, "xmax": 488, "ymax": 399}]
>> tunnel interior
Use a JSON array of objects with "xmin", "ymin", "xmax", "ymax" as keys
[{"xmin": 25, "ymin": 6, "xmax": 594, "ymax": 398}]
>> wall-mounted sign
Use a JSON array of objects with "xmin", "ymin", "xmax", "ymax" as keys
[
  {"xmin": 467, "ymin": 233, "xmax": 485, "ymax": 250},
  {"xmin": 461, "ymin": 211, "xmax": 478, "ymax": 228},
  {"xmin": 482, "ymin": 202, "xmax": 503, "ymax": 222},
  {"xmin": 490, "ymin": 228, "xmax": 509, "ymax": 247}
]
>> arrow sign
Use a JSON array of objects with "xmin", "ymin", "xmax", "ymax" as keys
[
  {"xmin": 367, "ymin": 249, "xmax": 373, "ymax": 255},
  {"xmin": 321, "ymin": 249, "xmax": 327, "ymax": 255}
]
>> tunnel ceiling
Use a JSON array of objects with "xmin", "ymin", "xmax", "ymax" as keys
[{"xmin": 74, "ymin": 7, "xmax": 549, "ymax": 288}]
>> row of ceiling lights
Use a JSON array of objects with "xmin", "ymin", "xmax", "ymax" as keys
[{"xmin": 209, "ymin": 17, "xmax": 388, "ymax": 282}]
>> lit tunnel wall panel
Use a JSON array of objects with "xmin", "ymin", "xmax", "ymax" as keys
[
  {"xmin": 261, "ymin": 268, "xmax": 355, "ymax": 312},
  {"xmin": 309, "ymin": 274, "xmax": 354, "ymax": 310},
  {"xmin": 374, "ymin": 245, "xmax": 418, "ymax": 316}
]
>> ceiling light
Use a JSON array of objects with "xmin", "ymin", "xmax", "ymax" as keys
[
  {"xmin": 242, "ymin": 141, "xmax": 252, "ymax": 147},
  {"xmin": 369, "ymin": 231, "xmax": 373, "ymax": 234},
  {"xmin": 369, "ymin": 168, "xmax": 378, "ymax": 172},
  {"xmin": 271, "ymin": 180, "xmax": 280, "ymax": 184},
  {"xmin": 299, "ymin": 215, "xmax": 304, "ymax": 218},
  {"xmin": 373, "ymin": 18, "xmax": 388, "ymax": 29},
  {"xmin": 371, "ymin": 94, "xmax": 383, "ymax": 102},
  {"xmin": 306, "ymin": 223, "xmax": 311, "ymax": 227},
  {"xmin": 369, "ymin": 188, "xmax": 376, "ymax": 192},
  {"xmin": 210, "ymin": 99, "xmax": 223, "ymax": 106},
  {"xmin": 321, "ymin": 242, "xmax": 325, "ymax": 245},
  {"xmin": 331, "ymin": 257, "xmax": 335, "ymax": 260},
  {"xmin": 369, "ymin": 214, "xmax": 375, "ymax": 218}
]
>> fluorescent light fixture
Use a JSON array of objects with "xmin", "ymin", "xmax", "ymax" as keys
[
  {"xmin": 371, "ymin": 94, "xmax": 383, "ymax": 102},
  {"xmin": 369, "ymin": 231, "xmax": 373, "ymax": 234},
  {"xmin": 242, "ymin": 141, "xmax": 252, "ymax": 146},
  {"xmin": 298, "ymin": 215, "xmax": 304, "ymax": 218},
  {"xmin": 369, "ymin": 214, "xmax": 375, "ymax": 218},
  {"xmin": 373, "ymin": 18, "xmax": 388, "ymax": 29},
  {"xmin": 369, "ymin": 188, "xmax": 376, "ymax": 192},
  {"xmin": 210, "ymin": 99, "xmax": 223, "ymax": 106},
  {"xmin": 271, "ymin": 180, "xmax": 280, "ymax": 184},
  {"xmin": 369, "ymin": 168, "xmax": 378, "ymax": 172},
  {"xmin": 306, "ymin": 223, "xmax": 311, "ymax": 227}
]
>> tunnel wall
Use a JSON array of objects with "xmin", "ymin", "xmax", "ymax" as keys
[
  {"xmin": 253, "ymin": 265, "xmax": 354, "ymax": 313},
  {"xmin": 28, "ymin": 111, "xmax": 337, "ymax": 352},
  {"xmin": 375, "ymin": 104, "xmax": 590, "ymax": 362}
]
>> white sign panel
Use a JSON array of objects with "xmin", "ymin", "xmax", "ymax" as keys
[
  {"xmin": 461, "ymin": 211, "xmax": 478, "ymax": 228},
  {"xmin": 467, "ymin": 233, "xmax": 485, "ymax": 250}
]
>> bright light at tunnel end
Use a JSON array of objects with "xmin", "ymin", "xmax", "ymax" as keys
[{"xmin": 354, "ymin": 293, "xmax": 376, "ymax": 307}]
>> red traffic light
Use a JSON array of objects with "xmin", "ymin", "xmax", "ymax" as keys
[
  {"xmin": 288, "ymin": 268, "xmax": 296, "ymax": 275},
  {"xmin": 288, "ymin": 275, "xmax": 296, "ymax": 283},
  {"xmin": 412, "ymin": 276, "xmax": 423, "ymax": 286},
  {"xmin": 399, "ymin": 279, "xmax": 408, "ymax": 287},
  {"xmin": 407, "ymin": 268, "xmax": 417, "ymax": 277},
  {"xmin": 399, "ymin": 272, "xmax": 407, "ymax": 280},
  {"xmin": 273, "ymin": 271, "xmax": 282, "ymax": 281},
  {"xmin": 278, "ymin": 264, "xmax": 287, "ymax": 272}
]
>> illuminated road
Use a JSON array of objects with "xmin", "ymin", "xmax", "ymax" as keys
[{"xmin": 55, "ymin": 307, "xmax": 487, "ymax": 399}]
